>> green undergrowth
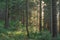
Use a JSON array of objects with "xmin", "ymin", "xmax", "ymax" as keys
[
  {"xmin": 0, "ymin": 27, "xmax": 52, "ymax": 40},
  {"xmin": 0, "ymin": 20, "xmax": 60, "ymax": 40}
]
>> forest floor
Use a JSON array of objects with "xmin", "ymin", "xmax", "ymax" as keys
[{"xmin": 0, "ymin": 20, "xmax": 60, "ymax": 40}]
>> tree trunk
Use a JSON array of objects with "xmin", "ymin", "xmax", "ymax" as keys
[
  {"xmin": 39, "ymin": 0, "xmax": 42, "ymax": 31},
  {"xmin": 52, "ymin": 0, "xmax": 57, "ymax": 37},
  {"xmin": 59, "ymin": 0, "xmax": 60, "ymax": 33},
  {"xmin": 5, "ymin": 0, "xmax": 9, "ymax": 28},
  {"xmin": 26, "ymin": 0, "xmax": 29, "ymax": 37}
]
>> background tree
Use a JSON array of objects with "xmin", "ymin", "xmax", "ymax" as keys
[
  {"xmin": 52, "ymin": 0, "xmax": 57, "ymax": 37},
  {"xmin": 5, "ymin": 0, "xmax": 9, "ymax": 28},
  {"xmin": 44, "ymin": 0, "xmax": 52, "ymax": 32},
  {"xmin": 26, "ymin": 0, "xmax": 29, "ymax": 37},
  {"xmin": 39, "ymin": 0, "xmax": 42, "ymax": 31},
  {"xmin": 59, "ymin": 0, "xmax": 60, "ymax": 33}
]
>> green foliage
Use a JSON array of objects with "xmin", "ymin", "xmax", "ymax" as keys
[
  {"xmin": 0, "ymin": 20, "xmax": 4, "ymax": 27},
  {"xmin": 29, "ymin": 31, "xmax": 52, "ymax": 40},
  {"xmin": 0, "ymin": 21, "xmax": 60, "ymax": 40},
  {"xmin": 0, "ymin": 20, "xmax": 52, "ymax": 40},
  {"xmin": 0, "ymin": 27, "xmax": 52, "ymax": 40}
]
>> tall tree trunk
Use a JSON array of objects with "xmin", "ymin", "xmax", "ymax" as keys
[
  {"xmin": 56, "ymin": 0, "xmax": 59, "ymax": 33},
  {"xmin": 59, "ymin": 0, "xmax": 60, "ymax": 33},
  {"xmin": 22, "ymin": 10, "xmax": 25, "ymax": 25},
  {"xmin": 41, "ymin": 0, "xmax": 45, "ymax": 31},
  {"xmin": 39, "ymin": 0, "xmax": 42, "ymax": 31},
  {"xmin": 26, "ymin": 0, "xmax": 29, "ymax": 37},
  {"xmin": 52, "ymin": 0, "xmax": 57, "ymax": 37},
  {"xmin": 5, "ymin": 0, "xmax": 9, "ymax": 28}
]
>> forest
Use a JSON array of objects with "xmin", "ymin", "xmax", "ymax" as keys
[{"xmin": 0, "ymin": 0, "xmax": 60, "ymax": 40}]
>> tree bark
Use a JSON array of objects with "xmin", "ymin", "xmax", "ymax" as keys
[
  {"xmin": 39, "ymin": 0, "xmax": 42, "ymax": 31},
  {"xmin": 52, "ymin": 0, "xmax": 57, "ymax": 37},
  {"xmin": 26, "ymin": 0, "xmax": 29, "ymax": 37},
  {"xmin": 5, "ymin": 0, "xmax": 9, "ymax": 28},
  {"xmin": 59, "ymin": 0, "xmax": 60, "ymax": 33}
]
